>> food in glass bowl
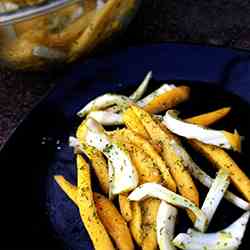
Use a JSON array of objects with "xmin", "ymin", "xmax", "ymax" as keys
[
  {"xmin": 0, "ymin": 0, "xmax": 46, "ymax": 13},
  {"xmin": 0, "ymin": 0, "xmax": 140, "ymax": 70}
]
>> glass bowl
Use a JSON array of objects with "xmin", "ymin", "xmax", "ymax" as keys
[{"xmin": 0, "ymin": 0, "xmax": 140, "ymax": 70}]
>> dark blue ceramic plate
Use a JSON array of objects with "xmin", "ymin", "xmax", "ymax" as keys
[{"xmin": 1, "ymin": 43, "xmax": 250, "ymax": 250}]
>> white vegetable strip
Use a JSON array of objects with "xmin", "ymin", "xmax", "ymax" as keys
[
  {"xmin": 223, "ymin": 191, "xmax": 250, "ymax": 211},
  {"xmin": 163, "ymin": 110, "xmax": 241, "ymax": 151},
  {"xmin": 156, "ymin": 201, "xmax": 177, "ymax": 250},
  {"xmin": 69, "ymin": 6, "xmax": 84, "ymax": 23},
  {"xmin": 69, "ymin": 136, "xmax": 83, "ymax": 153},
  {"xmin": 77, "ymin": 94, "xmax": 131, "ymax": 117},
  {"xmin": 69, "ymin": 136, "xmax": 98, "ymax": 156},
  {"xmin": 137, "ymin": 84, "xmax": 176, "ymax": 108},
  {"xmin": 195, "ymin": 169, "xmax": 230, "ymax": 232},
  {"xmin": 84, "ymin": 118, "xmax": 138, "ymax": 194},
  {"xmin": 170, "ymin": 139, "xmax": 212, "ymax": 188},
  {"xmin": 69, "ymin": 136, "xmax": 115, "ymax": 199},
  {"xmin": 169, "ymin": 139, "xmax": 250, "ymax": 210},
  {"xmin": 87, "ymin": 111, "xmax": 123, "ymax": 125},
  {"xmin": 97, "ymin": 0, "xmax": 105, "ymax": 9},
  {"xmin": 173, "ymin": 211, "xmax": 250, "ymax": 250},
  {"xmin": 32, "ymin": 46, "xmax": 66, "ymax": 60},
  {"xmin": 80, "ymin": 77, "xmax": 172, "ymax": 116},
  {"xmin": 129, "ymin": 71, "xmax": 152, "ymax": 101},
  {"xmin": 0, "ymin": 2, "xmax": 18, "ymax": 13},
  {"xmin": 105, "ymin": 71, "xmax": 152, "ymax": 113},
  {"xmin": 128, "ymin": 183, "xmax": 207, "ymax": 232}
]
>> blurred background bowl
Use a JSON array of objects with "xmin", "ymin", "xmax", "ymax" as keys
[{"xmin": 0, "ymin": 0, "xmax": 140, "ymax": 70}]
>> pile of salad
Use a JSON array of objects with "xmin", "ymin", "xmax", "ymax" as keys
[{"xmin": 54, "ymin": 72, "xmax": 250, "ymax": 250}]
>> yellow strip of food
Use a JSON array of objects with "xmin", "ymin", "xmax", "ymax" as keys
[
  {"xmin": 143, "ymin": 86, "xmax": 190, "ymax": 113},
  {"xmin": 130, "ymin": 201, "xmax": 143, "ymax": 246},
  {"xmin": 77, "ymin": 155, "xmax": 115, "ymax": 250},
  {"xmin": 54, "ymin": 175, "xmax": 134, "ymax": 250},
  {"xmin": 76, "ymin": 120, "xmax": 109, "ymax": 194},
  {"xmin": 185, "ymin": 107, "xmax": 231, "ymax": 126},
  {"xmin": 189, "ymin": 140, "xmax": 250, "ymax": 202},
  {"xmin": 131, "ymin": 106, "xmax": 199, "ymax": 222},
  {"xmin": 119, "ymin": 194, "xmax": 133, "ymax": 222}
]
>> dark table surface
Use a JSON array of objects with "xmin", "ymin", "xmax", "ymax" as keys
[{"xmin": 1, "ymin": 0, "xmax": 250, "ymax": 146}]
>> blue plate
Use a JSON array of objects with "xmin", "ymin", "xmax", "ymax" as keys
[{"xmin": 1, "ymin": 43, "xmax": 250, "ymax": 250}]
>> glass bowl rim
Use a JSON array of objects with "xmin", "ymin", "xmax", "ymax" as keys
[{"xmin": 0, "ymin": 0, "xmax": 82, "ymax": 25}]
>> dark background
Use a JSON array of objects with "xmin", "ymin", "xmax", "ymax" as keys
[{"xmin": 1, "ymin": 0, "xmax": 250, "ymax": 146}]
